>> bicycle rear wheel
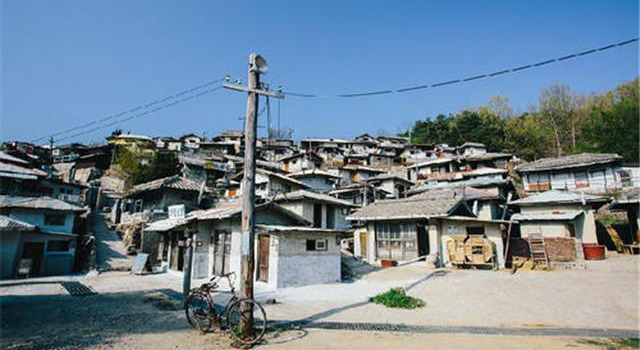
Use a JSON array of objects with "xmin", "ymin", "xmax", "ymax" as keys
[
  {"xmin": 185, "ymin": 291, "xmax": 214, "ymax": 333},
  {"xmin": 226, "ymin": 298, "xmax": 267, "ymax": 345}
]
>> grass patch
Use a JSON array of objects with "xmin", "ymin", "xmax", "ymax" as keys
[
  {"xmin": 577, "ymin": 338, "xmax": 639, "ymax": 350},
  {"xmin": 369, "ymin": 287, "xmax": 425, "ymax": 309}
]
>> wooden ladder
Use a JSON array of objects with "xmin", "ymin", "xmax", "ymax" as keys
[{"xmin": 528, "ymin": 231, "xmax": 550, "ymax": 269}]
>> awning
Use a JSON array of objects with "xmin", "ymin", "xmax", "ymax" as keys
[
  {"xmin": 144, "ymin": 217, "xmax": 193, "ymax": 232},
  {"xmin": 511, "ymin": 211, "xmax": 583, "ymax": 222}
]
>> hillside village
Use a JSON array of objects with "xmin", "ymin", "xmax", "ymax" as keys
[{"xmin": 1, "ymin": 131, "xmax": 638, "ymax": 285}]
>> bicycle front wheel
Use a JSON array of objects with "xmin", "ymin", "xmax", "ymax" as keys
[
  {"xmin": 226, "ymin": 298, "xmax": 267, "ymax": 345},
  {"xmin": 185, "ymin": 291, "xmax": 214, "ymax": 333}
]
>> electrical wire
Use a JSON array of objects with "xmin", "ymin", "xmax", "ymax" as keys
[
  {"xmin": 31, "ymin": 77, "xmax": 227, "ymax": 143},
  {"xmin": 53, "ymin": 85, "xmax": 224, "ymax": 143},
  {"xmin": 282, "ymin": 37, "xmax": 638, "ymax": 98}
]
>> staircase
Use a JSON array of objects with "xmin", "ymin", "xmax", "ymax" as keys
[{"xmin": 528, "ymin": 231, "xmax": 550, "ymax": 270}]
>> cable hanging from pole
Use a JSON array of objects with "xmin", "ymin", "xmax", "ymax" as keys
[
  {"xmin": 282, "ymin": 37, "xmax": 639, "ymax": 98},
  {"xmin": 31, "ymin": 76, "xmax": 228, "ymax": 143}
]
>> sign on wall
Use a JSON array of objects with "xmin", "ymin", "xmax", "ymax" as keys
[{"xmin": 168, "ymin": 204, "xmax": 185, "ymax": 219}]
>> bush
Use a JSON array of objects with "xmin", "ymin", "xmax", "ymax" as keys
[{"xmin": 370, "ymin": 288, "xmax": 425, "ymax": 309}]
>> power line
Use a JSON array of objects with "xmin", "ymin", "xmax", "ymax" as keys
[
  {"xmin": 283, "ymin": 37, "xmax": 639, "ymax": 98},
  {"xmin": 54, "ymin": 85, "xmax": 225, "ymax": 143},
  {"xmin": 31, "ymin": 77, "xmax": 227, "ymax": 143}
]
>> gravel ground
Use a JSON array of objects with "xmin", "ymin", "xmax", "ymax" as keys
[{"xmin": 0, "ymin": 255, "xmax": 637, "ymax": 350}]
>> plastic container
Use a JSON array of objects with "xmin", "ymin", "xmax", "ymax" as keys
[
  {"xmin": 583, "ymin": 243, "xmax": 606, "ymax": 260},
  {"xmin": 380, "ymin": 259, "xmax": 397, "ymax": 267}
]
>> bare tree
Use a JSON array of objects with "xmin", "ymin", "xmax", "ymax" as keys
[
  {"xmin": 539, "ymin": 84, "xmax": 577, "ymax": 156},
  {"xmin": 487, "ymin": 95, "xmax": 513, "ymax": 119}
]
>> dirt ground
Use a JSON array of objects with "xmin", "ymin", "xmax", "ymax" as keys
[{"xmin": 0, "ymin": 254, "xmax": 638, "ymax": 350}]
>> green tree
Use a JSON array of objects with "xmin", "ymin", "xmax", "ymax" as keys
[{"xmin": 115, "ymin": 148, "xmax": 180, "ymax": 186}]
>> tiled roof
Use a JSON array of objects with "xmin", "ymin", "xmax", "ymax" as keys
[
  {"xmin": 366, "ymin": 174, "xmax": 414, "ymax": 185},
  {"xmin": 273, "ymin": 190, "xmax": 358, "ymax": 207},
  {"xmin": 410, "ymin": 187, "xmax": 500, "ymax": 201},
  {"xmin": 0, "ymin": 214, "xmax": 36, "ymax": 231},
  {"xmin": 515, "ymin": 153, "xmax": 622, "ymax": 172},
  {"xmin": 465, "ymin": 153, "xmax": 513, "ymax": 162},
  {"xmin": 509, "ymin": 190, "xmax": 609, "ymax": 206},
  {"xmin": 196, "ymin": 200, "xmax": 310, "ymax": 225},
  {"xmin": 128, "ymin": 175, "xmax": 206, "ymax": 196},
  {"xmin": 288, "ymin": 169, "xmax": 342, "ymax": 179},
  {"xmin": 459, "ymin": 142, "xmax": 486, "ymax": 148},
  {"xmin": 0, "ymin": 195, "xmax": 86, "ymax": 212},
  {"xmin": 346, "ymin": 196, "xmax": 463, "ymax": 221}
]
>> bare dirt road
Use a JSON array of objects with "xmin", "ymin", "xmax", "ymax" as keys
[{"xmin": 1, "ymin": 255, "xmax": 637, "ymax": 350}]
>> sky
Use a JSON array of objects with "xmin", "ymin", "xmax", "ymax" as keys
[{"xmin": 1, "ymin": 0, "xmax": 638, "ymax": 145}]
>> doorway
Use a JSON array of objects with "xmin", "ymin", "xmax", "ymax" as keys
[
  {"xmin": 257, "ymin": 235, "xmax": 270, "ymax": 282},
  {"xmin": 359, "ymin": 231, "xmax": 367, "ymax": 259},
  {"xmin": 417, "ymin": 224, "xmax": 429, "ymax": 258},
  {"xmin": 21, "ymin": 242, "xmax": 45, "ymax": 276}
]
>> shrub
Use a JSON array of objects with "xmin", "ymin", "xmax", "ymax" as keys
[{"xmin": 369, "ymin": 287, "xmax": 425, "ymax": 309}]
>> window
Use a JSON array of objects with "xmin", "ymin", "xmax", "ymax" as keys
[
  {"xmin": 47, "ymin": 240, "xmax": 70, "ymax": 252},
  {"xmin": 375, "ymin": 223, "xmax": 418, "ymax": 260},
  {"xmin": 44, "ymin": 214, "xmax": 66, "ymax": 226},
  {"xmin": 618, "ymin": 170, "xmax": 632, "ymax": 187},
  {"xmin": 313, "ymin": 203, "xmax": 323, "ymax": 228},
  {"xmin": 528, "ymin": 173, "xmax": 550, "ymax": 191},
  {"xmin": 306, "ymin": 239, "xmax": 327, "ymax": 251},
  {"xmin": 326, "ymin": 205, "xmax": 335, "ymax": 229},
  {"xmin": 574, "ymin": 172, "xmax": 589, "ymax": 189},
  {"xmin": 466, "ymin": 226, "xmax": 485, "ymax": 235}
]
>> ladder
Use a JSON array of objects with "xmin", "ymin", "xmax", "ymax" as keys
[{"xmin": 528, "ymin": 230, "xmax": 550, "ymax": 269}]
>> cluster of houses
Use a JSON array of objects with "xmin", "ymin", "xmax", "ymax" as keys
[{"xmin": 1, "ymin": 131, "xmax": 638, "ymax": 290}]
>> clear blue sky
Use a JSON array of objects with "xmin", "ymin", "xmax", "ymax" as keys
[{"xmin": 2, "ymin": 0, "xmax": 638, "ymax": 145}]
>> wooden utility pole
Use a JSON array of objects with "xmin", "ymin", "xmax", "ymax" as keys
[{"xmin": 224, "ymin": 53, "xmax": 283, "ymax": 339}]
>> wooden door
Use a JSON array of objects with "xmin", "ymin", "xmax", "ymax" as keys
[
  {"xmin": 257, "ymin": 235, "xmax": 270, "ymax": 282},
  {"xmin": 359, "ymin": 231, "xmax": 367, "ymax": 259}
]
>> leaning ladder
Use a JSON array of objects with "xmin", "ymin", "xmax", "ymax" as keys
[{"xmin": 528, "ymin": 231, "xmax": 550, "ymax": 269}]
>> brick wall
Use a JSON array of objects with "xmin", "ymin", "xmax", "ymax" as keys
[{"xmin": 507, "ymin": 237, "xmax": 577, "ymax": 264}]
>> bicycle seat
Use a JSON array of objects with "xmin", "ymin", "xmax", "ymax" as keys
[{"xmin": 201, "ymin": 282, "xmax": 218, "ymax": 290}]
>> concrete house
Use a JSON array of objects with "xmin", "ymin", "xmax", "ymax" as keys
[
  {"xmin": 515, "ymin": 153, "xmax": 635, "ymax": 193},
  {"xmin": 272, "ymin": 190, "xmax": 358, "ymax": 230},
  {"xmin": 143, "ymin": 200, "xmax": 343, "ymax": 289},
  {"xmin": 0, "ymin": 196, "xmax": 86, "ymax": 278},
  {"xmin": 407, "ymin": 158, "xmax": 454, "ymax": 182},
  {"xmin": 232, "ymin": 169, "xmax": 309, "ymax": 200},
  {"xmin": 509, "ymin": 190, "xmax": 609, "ymax": 244},
  {"xmin": 179, "ymin": 133, "xmax": 202, "ymax": 150},
  {"xmin": 330, "ymin": 183, "xmax": 389, "ymax": 206},
  {"xmin": 0, "ymin": 151, "xmax": 48, "ymax": 196},
  {"xmin": 179, "ymin": 155, "xmax": 229, "ymax": 188},
  {"xmin": 288, "ymin": 169, "xmax": 342, "ymax": 194},
  {"xmin": 278, "ymin": 152, "xmax": 323, "ymax": 173},
  {"xmin": 365, "ymin": 174, "xmax": 414, "ymax": 199},
  {"xmin": 347, "ymin": 194, "xmax": 507, "ymax": 269},
  {"xmin": 457, "ymin": 142, "xmax": 487, "ymax": 156},
  {"xmin": 120, "ymin": 175, "xmax": 207, "ymax": 224},
  {"xmin": 337, "ymin": 165, "xmax": 386, "ymax": 185}
]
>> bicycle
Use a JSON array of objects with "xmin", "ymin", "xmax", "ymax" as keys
[{"xmin": 184, "ymin": 272, "xmax": 268, "ymax": 346}]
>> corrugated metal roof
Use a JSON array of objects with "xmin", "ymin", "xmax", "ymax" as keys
[
  {"xmin": 407, "ymin": 157, "xmax": 454, "ymax": 169},
  {"xmin": 515, "ymin": 153, "xmax": 622, "ymax": 172},
  {"xmin": 0, "ymin": 214, "xmax": 36, "ymax": 231},
  {"xmin": 0, "ymin": 195, "xmax": 86, "ymax": 212},
  {"xmin": 346, "ymin": 196, "xmax": 463, "ymax": 221},
  {"xmin": 509, "ymin": 190, "xmax": 608, "ymax": 206},
  {"xmin": 196, "ymin": 200, "xmax": 310, "ymax": 225},
  {"xmin": 144, "ymin": 217, "xmax": 194, "ymax": 232},
  {"xmin": 410, "ymin": 187, "xmax": 500, "ymax": 201},
  {"xmin": 511, "ymin": 211, "xmax": 583, "ymax": 221},
  {"xmin": 0, "ymin": 151, "xmax": 30, "ymax": 165},
  {"xmin": 0, "ymin": 162, "xmax": 48, "ymax": 178}
]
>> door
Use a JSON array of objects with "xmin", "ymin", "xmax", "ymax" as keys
[
  {"xmin": 21, "ymin": 242, "xmax": 45, "ymax": 276},
  {"xmin": 257, "ymin": 235, "xmax": 270, "ymax": 282},
  {"xmin": 359, "ymin": 231, "xmax": 367, "ymax": 259},
  {"xmin": 417, "ymin": 224, "xmax": 429, "ymax": 257},
  {"xmin": 213, "ymin": 231, "xmax": 231, "ymax": 276}
]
